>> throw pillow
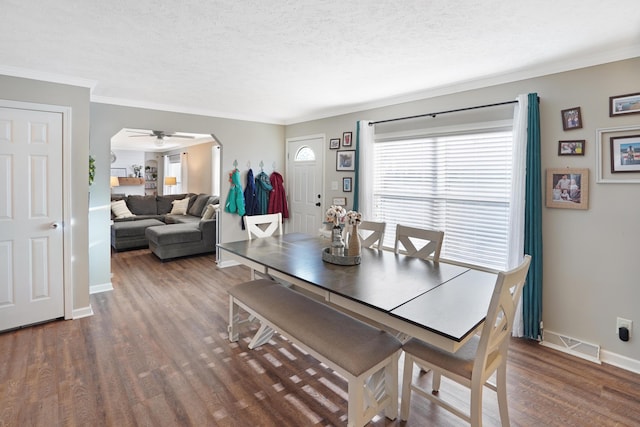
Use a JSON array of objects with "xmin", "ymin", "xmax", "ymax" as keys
[
  {"xmin": 201, "ymin": 203, "xmax": 219, "ymax": 220},
  {"xmin": 170, "ymin": 197, "xmax": 190, "ymax": 215},
  {"xmin": 111, "ymin": 199, "xmax": 135, "ymax": 219},
  {"xmin": 188, "ymin": 194, "xmax": 211, "ymax": 216}
]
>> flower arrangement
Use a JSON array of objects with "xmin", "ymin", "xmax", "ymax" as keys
[
  {"xmin": 345, "ymin": 210, "xmax": 361, "ymax": 225},
  {"xmin": 131, "ymin": 164, "xmax": 143, "ymax": 177},
  {"xmin": 325, "ymin": 205, "xmax": 346, "ymax": 226}
]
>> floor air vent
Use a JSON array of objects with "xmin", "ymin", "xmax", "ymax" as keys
[{"xmin": 540, "ymin": 329, "xmax": 601, "ymax": 364}]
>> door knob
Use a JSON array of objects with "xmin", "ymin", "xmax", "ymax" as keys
[
  {"xmin": 315, "ymin": 202, "xmax": 321, "ymax": 207},
  {"xmin": 50, "ymin": 222, "xmax": 59, "ymax": 229}
]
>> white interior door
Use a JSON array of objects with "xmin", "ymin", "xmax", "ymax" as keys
[
  {"xmin": 287, "ymin": 135, "xmax": 324, "ymax": 234},
  {"xmin": 0, "ymin": 106, "xmax": 64, "ymax": 331}
]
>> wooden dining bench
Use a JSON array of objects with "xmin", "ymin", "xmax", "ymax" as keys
[{"xmin": 228, "ymin": 278, "xmax": 402, "ymax": 427}]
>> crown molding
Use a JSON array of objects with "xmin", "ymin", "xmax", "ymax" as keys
[{"xmin": 0, "ymin": 65, "xmax": 97, "ymax": 89}]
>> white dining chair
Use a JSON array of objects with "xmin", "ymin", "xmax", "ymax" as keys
[
  {"xmin": 400, "ymin": 255, "xmax": 532, "ymax": 427},
  {"xmin": 357, "ymin": 220, "xmax": 386, "ymax": 249},
  {"xmin": 243, "ymin": 213, "xmax": 282, "ymax": 279},
  {"xmin": 244, "ymin": 213, "xmax": 282, "ymax": 240},
  {"xmin": 394, "ymin": 224, "xmax": 444, "ymax": 261}
]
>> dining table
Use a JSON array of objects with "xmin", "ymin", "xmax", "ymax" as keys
[{"xmin": 218, "ymin": 232, "xmax": 498, "ymax": 352}]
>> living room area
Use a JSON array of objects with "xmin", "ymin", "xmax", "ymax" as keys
[{"xmin": 108, "ymin": 128, "xmax": 222, "ymax": 262}]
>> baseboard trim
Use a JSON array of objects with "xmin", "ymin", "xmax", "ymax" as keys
[
  {"xmin": 600, "ymin": 349, "xmax": 640, "ymax": 375},
  {"xmin": 90, "ymin": 282, "xmax": 114, "ymax": 294},
  {"xmin": 72, "ymin": 305, "xmax": 94, "ymax": 319}
]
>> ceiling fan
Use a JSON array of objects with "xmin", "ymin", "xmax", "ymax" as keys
[{"xmin": 127, "ymin": 130, "xmax": 195, "ymax": 147}]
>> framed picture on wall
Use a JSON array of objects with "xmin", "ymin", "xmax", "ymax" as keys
[
  {"xmin": 332, "ymin": 197, "xmax": 346, "ymax": 206},
  {"xmin": 336, "ymin": 150, "xmax": 356, "ymax": 171},
  {"xmin": 546, "ymin": 168, "xmax": 589, "ymax": 210},
  {"xmin": 110, "ymin": 168, "xmax": 127, "ymax": 177},
  {"xmin": 610, "ymin": 134, "xmax": 640, "ymax": 173},
  {"xmin": 329, "ymin": 138, "xmax": 340, "ymax": 149},
  {"xmin": 609, "ymin": 92, "xmax": 640, "ymax": 117},
  {"xmin": 342, "ymin": 132, "xmax": 353, "ymax": 147},
  {"xmin": 343, "ymin": 177, "xmax": 352, "ymax": 192},
  {"xmin": 561, "ymin": 107, "xmax": 582, "ymax": 130},
  {"xmin": 558, "ymin": 140, "xmax": 585, "ymax": 156}
]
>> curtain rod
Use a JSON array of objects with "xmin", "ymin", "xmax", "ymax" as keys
[{"xmin": 369, "ymin": 99, "xmax": 519, "ymax": 126}]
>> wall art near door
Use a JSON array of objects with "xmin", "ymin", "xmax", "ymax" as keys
[
  {"xmin": 546, "ymin": 168, "xmax": 589, "ymax": 210},
  {"xmin": 343, "ymin": 177, "xmax": 352, "ymax": 192},
  {"xmin": 342, "ymin": 131, "xmax": 353, "ymax": 147},
  {"xmin": 336, "ymin": 150, "xmax": 355, "ymax": 171}
]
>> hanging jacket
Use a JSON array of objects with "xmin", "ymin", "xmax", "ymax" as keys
[
  {"xmin": 243, "ymin": 168, "xmax": 259, "ymax": 216},
  {"xmin": 268, "ymin": 171, "xmax": 289, "ymax": 219},
  {"xmin": 224, "ymin": 169, "xmax": 246, "ymax": 216},
  {"xmin": 255, "ymin": 171, "xmax": 273, "ymax": 215}
]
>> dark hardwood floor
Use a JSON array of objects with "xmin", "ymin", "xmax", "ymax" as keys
[{"xmin": 1, "ymin": 248, "xmax": 639, "ymax": 426}]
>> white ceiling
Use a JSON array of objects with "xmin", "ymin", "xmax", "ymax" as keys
[{"xmin": 2, "ymin": 1, "xmax": 639, "ymax": 125}]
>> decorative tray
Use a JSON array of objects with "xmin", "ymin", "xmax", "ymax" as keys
[{"xmin": 321, "ymin": 247, "xmax": 361, "ymax": 265}]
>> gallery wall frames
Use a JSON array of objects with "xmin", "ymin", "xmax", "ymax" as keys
[
  {"xmin": 546, "ymin": 168, "xmax": 589, "ymax": 210},
  {"xmin": 595, "ymin": 125, "xmax": 640, "ymax": 183}
]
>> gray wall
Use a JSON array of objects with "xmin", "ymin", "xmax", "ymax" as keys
[{"xmin": 286, "ymin": 57, "xmax": 640, "ymax": 367}]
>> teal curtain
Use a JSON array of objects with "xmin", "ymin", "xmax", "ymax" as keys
[
  {"xmin": 353, "ymin": 121, "xmax": 361, "ymax": 211},
  {"xmin": 523, "ymin": 93, "xmax": 543, "ymax": 340}
]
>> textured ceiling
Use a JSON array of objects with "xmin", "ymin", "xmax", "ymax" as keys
[{"xmin": 1, "ymin": 1, "xmax": 639, "ymax": 124}]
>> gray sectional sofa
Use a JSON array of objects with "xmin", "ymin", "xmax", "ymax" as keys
[{"xmin": 110, "ymin": 193, "xmax": 219, "ymax": 260}]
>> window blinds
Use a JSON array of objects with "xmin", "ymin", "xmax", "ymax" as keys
[{"xmin": 372, "ymin": 128, "xmax": 513, "ymax": 270}]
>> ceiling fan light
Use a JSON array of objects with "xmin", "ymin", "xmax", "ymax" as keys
[{"xmin": 154, "ymin": 137, "xmax": 165, "ymax": 147}]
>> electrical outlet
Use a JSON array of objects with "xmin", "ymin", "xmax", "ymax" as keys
[{"xmin": 616, "ymin": 317, "xmax": 632, "ymax": 335}]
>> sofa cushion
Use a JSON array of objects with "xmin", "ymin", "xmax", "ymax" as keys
[
  {"xmin": 112, "ymin": 218, "xmax": 165, "ymax": 238},
  {"xmin": 111, "ymin": 199, "xmax": 135, "ymax": 219},
  {"xmin": 202, "ymin": 204, "xmax": 217, "ymax": 220},
  {"xmin": 170, "ymin": 197, "xmax": 190, "ymax": 215},
  {"xmin": 146, "ymin": 224, "xmax": 202, "ymax": 245},
  {"xmin": 156, "ymin": 194, "xmax": 189, "ymax": 214},
  {"xmin": 206, "ymin": 196, "xmax": 220, "ymax": 208},
  {"xmin": 126, "ymin": 195, "xmax": 157, "ymax": 215},
  {"xmin": 188, "ymin": 194, "xmax": 211, "ymax": 216},
  {"xmin": 166, "ymin": 214, "xmax": 201, "ymax": 224}
]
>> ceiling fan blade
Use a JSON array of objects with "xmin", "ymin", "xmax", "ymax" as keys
[{"xmin": 166, "ymin": 135, "xmax": 195, "ymax": 139}]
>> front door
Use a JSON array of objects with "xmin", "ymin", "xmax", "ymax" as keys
[
  {"xmin": 286, "ymin": 135, "xmax": 324, "ymax": 234},
  {"xmin": 0, "ymin": 105, "xmax": 64, "ymax": 331}
]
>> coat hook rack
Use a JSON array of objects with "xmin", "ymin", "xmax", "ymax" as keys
[
  {"xmin": 233, "ymin": 159, "xmax": 238, "ymax": 168},
  {"xmin": 259, "ymin": 160, "xmax": 264, "ymax": 171}
]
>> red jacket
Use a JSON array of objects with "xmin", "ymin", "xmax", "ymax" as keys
[{"xmin": 267, "ymin": 171, "xmax": 289, "ymax": 219}]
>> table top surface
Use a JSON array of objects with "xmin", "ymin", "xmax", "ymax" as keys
[{"xmin": 219, "ymin": 233, "xmax": 497, "ymax": 342}]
